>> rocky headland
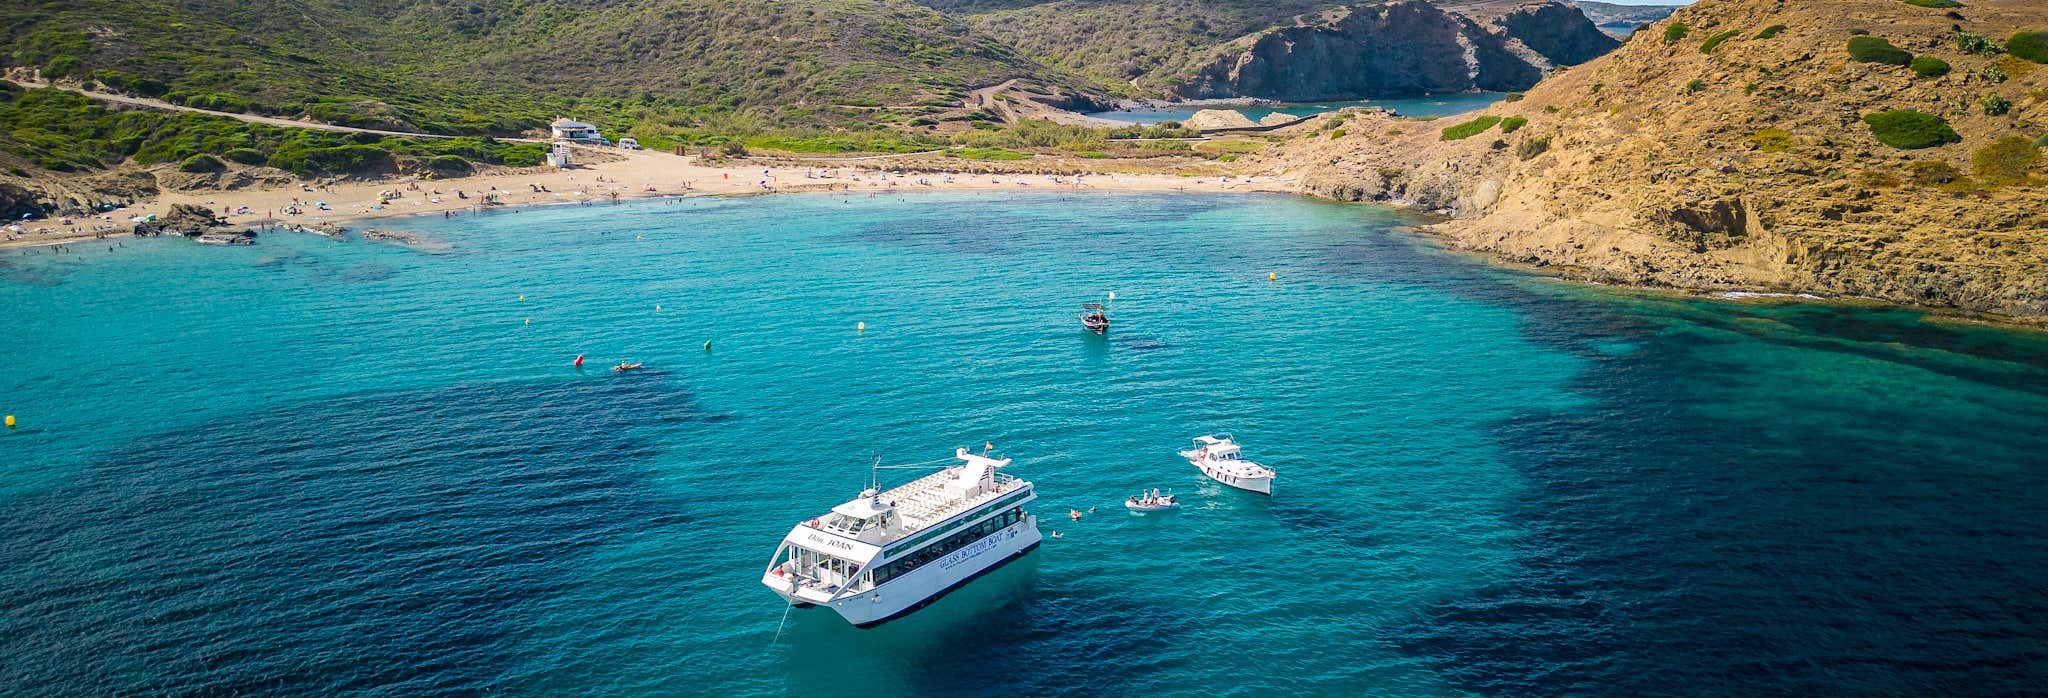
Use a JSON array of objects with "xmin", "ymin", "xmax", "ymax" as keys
[
  {"xmin": 1174, "ymin": 0, "xmax": 1618, "ymax": 101},
  {"xmin": 1257, "ymin": 0, "xmax": 2048, "ymax": 322}
]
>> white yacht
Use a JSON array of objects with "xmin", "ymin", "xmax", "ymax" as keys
[
  {"xmin": 762, "ymin": 447, "xmax": 1041, "ymax": 627},
  {"xmin": 1180, "ymin": 434, "xmax": 1275, "ymax": 495}
]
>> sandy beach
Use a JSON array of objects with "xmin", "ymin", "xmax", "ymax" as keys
[{"xmin": 2, "ymin": 147, "xmax": 1293, "ymax": 249}]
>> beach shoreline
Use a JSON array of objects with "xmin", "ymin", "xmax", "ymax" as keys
[{"xmin": 1, "ymin": 149, "xmax": 1290, "ymax": 250}]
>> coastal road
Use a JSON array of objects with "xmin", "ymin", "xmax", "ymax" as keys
[{"xmin": 15, "ymin": 80, "xmax": 545, "ymax": 143}]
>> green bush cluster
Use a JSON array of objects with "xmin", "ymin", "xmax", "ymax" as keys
[
  {"xmin": 1910, "ymin": 56, "xmax": 1952, "ymax": 78},
  {"xmin": 1664, "ymin": 22, "xmax": 1690, "ymax": 45},
  {"xmin": 1982, "ymin": 94, "xmax": 2013, "ymax": 116},
  {"xmin": 1441, "ymin": 116, "xmax": 1503, "ymax": 141},
  {"xmin": 1517, "ymin": 136, "xmax": 1551, "ymax": 161},
  {"xmin": 1953, "ymin": 31, "xmax": 2003, "ymax": 56},
  {"xmin": 1701, "ymin": 30, "xmax": 1743, "ymax": 54},
  {"xmin": 177, "ymin": 154, "xmax": 224, "ymax": 173},
  {"xmin": 1898, "ymin": 0, "xmax": 1962, "ymax": 8},
  {"xmin": 947, "ymin": 147, "xmax": 1029, "ymax": 161},
  {"xmin": 1756, "ymin": 25, "xmax": 1788, "ymax": 40},
  {"xmin": 1863, "ymin": 110, "xmax": 1961, "ymax": 149},
  {"xmin": 2010, "ymin": 32, "xmax": 2048, "ymax": 63},
  {"xmin": 1848, "ymin": 36, "xmax": 1913, "ymax": 66},
  {"xmin": 1500, "ymin": 117, "xmax": 1528, "ymax": 134}
]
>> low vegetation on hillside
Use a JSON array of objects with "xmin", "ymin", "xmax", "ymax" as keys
[{"xmin": 0, "ymin": 84, "xmax": 542, "ymax": 176}]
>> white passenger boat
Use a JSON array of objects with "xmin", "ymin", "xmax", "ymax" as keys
[
  {"xmin": 1180, "ymin": 434, "xmax": 1275, "ymax": 495},
  {"xmin": 762, "ymin": 447, "xmax": 1041, "ymax": 627}
]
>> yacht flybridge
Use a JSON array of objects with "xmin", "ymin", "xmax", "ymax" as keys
[
  {"xmin": 1181, "ymin": 434, "xmax": 1276, "ymax": 495},
  {"xmin": 762, "ymin": 447, "xmax": 1040, "ymax": 627}
]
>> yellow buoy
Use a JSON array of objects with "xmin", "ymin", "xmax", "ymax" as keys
[
  {"xmin": 4, "ymin": 415, "xmax": 14, "ymax": 429},
  {"xmin": 519, "ymin": 294, "xmax": 525, "ymax": 301},
  {"xmin": 1269, "ymin": 272, "xmax": 1277, "ymax": 281}
]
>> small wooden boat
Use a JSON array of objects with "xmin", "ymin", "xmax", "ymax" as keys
[
  {"xmin": 1080, "ymin": 302, "xmax": 1109, "ymax": 333},
  {"xmin": 613, "ymin": 361, "xmax": 644, "ymax": 372},
  {"xmin": 1124, "ymin": 488, "xmax": 1180, "ymax": 512}
]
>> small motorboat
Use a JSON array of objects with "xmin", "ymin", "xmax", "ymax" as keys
[
  {"xmin": 1181, "ymin": 434, "xmax": 1276, "ymax": 495},
  {"xmin": 613, "ymin": 361, "xmax": 644, "ymax": 372},
  {"xmin": 1080, "ymin": 302, "xmax": 1108, "ymax": 333},
  {"xmin": 1124, "ymin": 488, "xmax": 1180, "ymax": 512}
]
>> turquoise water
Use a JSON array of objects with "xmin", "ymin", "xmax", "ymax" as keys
[
  {"xmin": 1085, "ymin": 93, "xmax": 1508, "ymax": 125},
  {"xmin": 3, "ymin": 193, "xmax": 2047, "ymax": 695}
]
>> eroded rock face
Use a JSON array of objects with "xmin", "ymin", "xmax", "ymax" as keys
[{"xmin": 1174, "ymin": 0, "xmax": 1616, "ymax": 101}]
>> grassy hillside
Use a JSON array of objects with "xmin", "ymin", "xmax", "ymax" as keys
[
  {"xmin": 919, "ymin": 0, "xmax": 1330, "ymax": 94},
  {"xmin": 0, "ymin": 0, "xmax": 1062, "ymax": 136}
]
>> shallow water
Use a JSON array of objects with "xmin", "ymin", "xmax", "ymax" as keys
[
  {"xmin": 2, "ymin": 192, "xmax": 2045, "ymax": 696},
  {"xmin": 1084, "ymin": 93, "xmax": 1509, "ymax": 125}
]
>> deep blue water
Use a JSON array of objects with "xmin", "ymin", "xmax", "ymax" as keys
[
  {"xmin": 1084, "ymin": 93, "xmax": 1509, "ymax": 125},
  {"xmin": 2, "ymin": 192, "xmax": 2045, "ymax": 696}
]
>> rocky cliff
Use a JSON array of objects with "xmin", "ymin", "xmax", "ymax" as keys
[
  {"xmin": 1174, "ymin": 1, "xmax": 1618, "ymax": 100},
  {"xmin": 1257, "ymin": 0, "xmax": 2048, "ymax": 321}
]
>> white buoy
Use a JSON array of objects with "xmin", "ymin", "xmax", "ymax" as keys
[
  {"xmin": 519, "ymin": 294, "xmax": 525, "ymax": 301},
  {"xmin": 656, "ymin": 304, "xmax": 662, "ymax": 312},
  {"xmin": 857, "ymin": 321, "xmax": 866, "ymax": 332},
  {"xmin": 525, "ymin": 317, "xmax": 532, "ymax": 325}
]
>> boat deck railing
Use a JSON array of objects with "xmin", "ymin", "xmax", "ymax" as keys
[{"xmin": 895, "ymin": 472, "xmax": 1020, "ymax": 529}]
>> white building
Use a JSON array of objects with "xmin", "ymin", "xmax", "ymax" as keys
[{"xmin": 550, "ymin": 118, "xmax": 600, "ymax": 142}]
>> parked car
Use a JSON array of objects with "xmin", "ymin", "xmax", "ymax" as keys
[{"xmin": 618, "ymin": 137, "xmax": 641, "ymax": 150}]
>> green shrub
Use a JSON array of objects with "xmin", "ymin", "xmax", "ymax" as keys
[
  {"xmin": 1441, "ymin": 116, "xmax": 1503, "ymax": 141},
  {"xmin": 1910, "ymin": 56, "xmax": 1952, "ymax": 77},
  {"xmin": 947, "ymin": 147, "xmax": 1028, "ymax": 161},
  {"xmin": 43, "ymin": 55, "xmax": 80, "ymax": 78},
  {"xmin": 1863, "ymin": 110, "xmax": 1961, "ymax": 149},
  {"xmin": 718, "ymin": 140, "xmax": 748, "ymax": 157},
  {"xmin": 1517, "ymin": 135, "xmax": 1552, "ymax": 160},
  {"xmin": 1702, "ymin": 30, "xmax": 1743, "ymax": 53},
  {"xmin": 1685, "ymin": 79, "xmax": 1708, "ymax": 93},
  {"xmin": 2010, "ymin": 32, "xmax": 2048, "ymax": 63},
  {"xmin": 222, "ymin": 148, "xmax": 265, "ymax": 165},
  {"xmin": 1504, "ymin": 92, "xmax": 1525, "ymax": 102},
  {"xmin": 1910, "ymin": 160, "xmax": 1962, "ymax": 186},
  {"xmin": 1664, "ymin": 22, "xmax": 1690, "ymax": 45},
  {"xmin": 1756, "ymin": 25, "xmax": 1787, "ymax": 40},
  {"xmin": 1898, "ymin": 0, "xmax": 1961, "ymax": 7},
  {"xmin": 178, "ymin": 154, "xmax": 224, "ymax": 173},
  {"xmin": 1954, "ymin": 31, "xmax": 2002, "ymax": 56},
  {"xmin": 1848, "ymin": 36, "xmax": 1914, "ymax": 66},
  {"xmin": 1329, "ymin": 129, "xmax": 1347, "ymax": 139},
  {"xmin": 1981, "ymin": 65, "xmax": 2009, "ymax": 83},
  {"xmin": 1982, "ymin": 94, "xmax": 2013, "ymax": 116},
  {"xmin": 1500, "ymin": 117, "xmax": 1528, "ymax": 133},
  {"xmin": 2037, "ymin": 133, "xmax": 2048, "ymax": 148},
  {"xmin": 426, "ymin": 154, "xmax": 470, "ymax": 172},
  {"xmin": 1750, "ymin": 128, "xmax": 1794, "ymax": 153},
  {"xmin": 1973, "ymin": 136, "xmax": 2040, "ymax": 184}
]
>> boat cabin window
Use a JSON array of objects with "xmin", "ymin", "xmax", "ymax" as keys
[{"xmin": 823, "ymin": 512, "xmax": 888, "ymax": 535}]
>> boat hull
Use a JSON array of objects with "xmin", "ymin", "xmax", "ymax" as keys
[
  {"xmin": 765, "ymin": 516, "xmax": 1042, "ymax": 628},
  {"xmin": 1192, "ymin": 460, "xmax": 1272, "ymax": 495}
]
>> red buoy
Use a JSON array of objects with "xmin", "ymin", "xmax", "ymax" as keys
[{"xmin": 573, "ymin": 354, "xmax": 585, "ymax": 367}]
